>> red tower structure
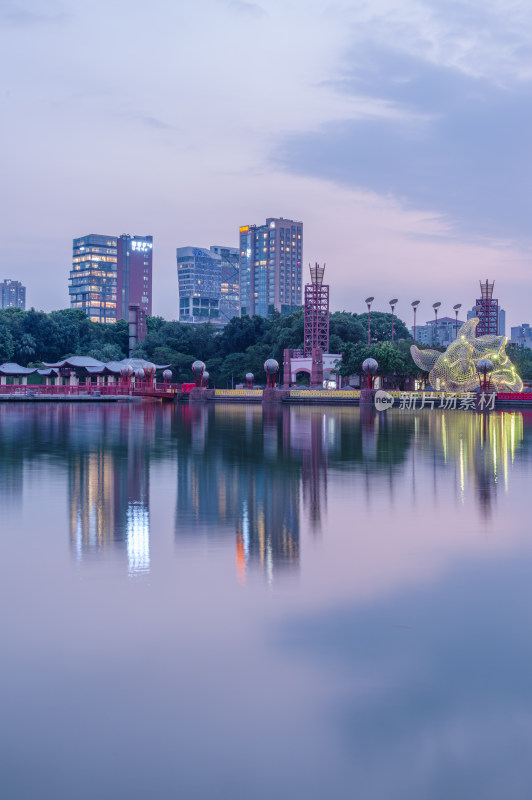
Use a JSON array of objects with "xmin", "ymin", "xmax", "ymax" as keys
[
  {"xmin": 475, "ymin": 280, "xmax": 499, "ymax": 336},
  {"xmin": 304, "ymin": 263, "xmax": 329, "ymax": 356}
]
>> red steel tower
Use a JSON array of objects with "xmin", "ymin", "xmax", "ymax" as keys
[
  {"xmin": 304, "ymin": 263, "xmax": 329, "ymax": 356},
  {"xmin": 475, "ymin": 279, "xmax": 499, "ymax": 336}
]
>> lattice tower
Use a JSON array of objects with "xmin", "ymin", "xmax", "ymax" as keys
[{"xmin": 304, "ymin": 263, "xmax": 329, "ymax": 356}]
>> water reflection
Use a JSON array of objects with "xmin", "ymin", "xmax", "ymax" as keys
[{"xmin": 0, "ymin": 403, "xmax": 530, "ymax": 577}]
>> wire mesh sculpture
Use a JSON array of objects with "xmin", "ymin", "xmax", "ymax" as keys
[{"xmin": 410, "ymin": 318, "xmax": 523, "ymax": 392}]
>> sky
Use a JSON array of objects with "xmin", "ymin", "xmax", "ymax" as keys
[{"xmin": 0, "ymin": 0, "xmax": 531, "ymax": 330}]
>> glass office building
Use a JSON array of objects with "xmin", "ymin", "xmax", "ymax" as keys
[
  {"xmin": 177, "ymin": 247, "xmax": 223, "ymax": 324},
  {"xmin": 210, "ymin": 245, "xmax": 240, "ymax": 324},
  {"xmin": 239, "ymin": 217, "xmax": 303, "ymax": 318},
  {"xmin": 69, "ymin": 234, "xmax": 117, "ymax": 324}
]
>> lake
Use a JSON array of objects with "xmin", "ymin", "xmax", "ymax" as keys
[{"xmin": 1, "ymin": 402, "xmax": 531, "ymax": 799}]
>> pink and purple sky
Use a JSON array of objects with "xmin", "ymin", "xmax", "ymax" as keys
[{"xmin": 1, "ymin": 0, "xmax": 531, "ymax": 330}]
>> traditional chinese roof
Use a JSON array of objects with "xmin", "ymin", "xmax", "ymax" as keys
[
  {"xmin": 0, "ymin": 362, "xmax": 37, "ymax": 375},
  {"xmin": 43, "ymin": 356, "xmax": 106, "ymax": 369},
  {"xmin": 41, "ymin": 356, "xmax": 170, "ymax": 374}
]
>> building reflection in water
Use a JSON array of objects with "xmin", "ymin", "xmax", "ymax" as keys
[
  {"xmin": 67, "ymin": 404, "xmax": 155, "ymax": 576},
  {"xmin": 175, "ymin": 404, "xmax": 301, "ymax": 584},
  {"xmin": 417, "ymin": 409, "xmax": 525, "ymax": 519}
]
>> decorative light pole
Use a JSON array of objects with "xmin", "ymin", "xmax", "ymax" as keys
[
  {"xmin": 192, "ymin": 360, "xmax": 206, "ymax": 387},
  {"xmin": 246, "ymin": 372, "xmax": 254, "ymax": 389},
  {"xmin": 365, "ymin": 296, "xmax": 374, "ymax": 346},
  {"xmin": 389, "ymin": 298, "xmax": 398, "ymax": 341},
  {"xmin": 476, "ymin": 358, "xmax": 494, "ymax": 392},
  {"xmin": 264, "ymin": 359, "xmax": 279, "ymax": 388},
  {"xmin": 432, "ymin": 302, "xmax": 441, "ymax": 347},
  {"xmin": 411, "ymin": 300, "xmax": 420, "ymax": 342},
  {"xmin": 453, "ymin": 303, "xmax": 462, "ymax": 339},
  {"xmin": 362, "ymin": 358, "xmax": 378, "ymax": 389}
]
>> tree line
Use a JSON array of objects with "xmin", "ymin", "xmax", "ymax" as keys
[{"xmin": 1, "ymin": 306, "xmax": 530, "ymax": 385}]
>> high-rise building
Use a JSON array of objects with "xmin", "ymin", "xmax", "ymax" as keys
[
  {"xmin": 511, "ymin": 324, "xmax": 532, "ymax": 349},
  {"xmin": 1, "ymin": 279, "xmax": 26, "ymax": 310},
  {"xmin": 116, "ymin": 235, "xmax": 153, "ymax": 321},
  {"xmin": 210, "ymin": 245, "xmax": 240, "ymax": 324},
  {"xmin": 177, "ymin": 247, "xmax": 222, "ymax": 324},
  {"xmin": 239, "ymin": 217, "xmax": 303, "ymax": 317},
  {"xmin": 69, "ymin": 234, "xmax": 117, "ymax": 324},
  {"xmin": 411, "ymin": 316, "xmax": 466, "ymax": 347}
]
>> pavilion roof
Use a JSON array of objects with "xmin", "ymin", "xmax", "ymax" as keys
[
  {"xmin": 41, "ymin": 357, "xmax": 170, "ymax": 374},
  {"xmin": 0, "ymin": 362, "xmax": 37, "ymax": 375}
]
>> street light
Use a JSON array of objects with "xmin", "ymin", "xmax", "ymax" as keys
[
  {"xmin": 411, "ymin": 300, "xmax": 420, "ymax": 342},
  {"xmin": 365, "ymin": 296, "xmax": 374, "ymax": 346},
  {"xmin": 432, "ymin": 302, "xmax": 441, "ymax": 347},
  {"xmin": 389, "ymin": 299, "xmax": 398, "ymax": 341},
  {"xmin": 453, "ymin": 303, "xmax": 462, "ymax": 339}
]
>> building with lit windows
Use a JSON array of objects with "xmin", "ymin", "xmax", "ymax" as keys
[
  {"xmin": 116, "ymin": 235, "xmax": 153, "ymax": 321},
  {"xmin": 239, "ymin": 217, "xmax": 303, "ymax": 318},
  {"xmin": 1, "ymin": 279, "xmax": 26, "ymax": 310},
  {"xmin": 177, "ymin": 246, "xmax": 222, "ymax": 324},
  {"xmin": 69, "ymin": 234, "xmax": 118, "ymax": 324},
  {"xmin": 210, "ymin": 245, "xmax": 240, "ymax": 324}
]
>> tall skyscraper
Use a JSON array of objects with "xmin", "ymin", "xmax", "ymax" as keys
[
  {"xmin": 239, "ymin": 217, "xmax": 303, "ymax": 317},
  {"xmin": 116, "ymin": 235, "xmax": 153, "ymax": 321},
  {"xmin": 177, "ymin": 247, "xmax": 222, "ymax": 324},
  {"xmin": 1, "ymin": 279, "xmax": 26, "ymax": 310},
  {"xmin": 69, "ymin": 234, "xmax": 117, "ymax": 324},
  {"xmin": 210, "ymin": 245, "xmax": 240, "ymax": 324}
]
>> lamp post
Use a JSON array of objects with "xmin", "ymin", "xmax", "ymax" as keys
[
  {"xmin": 411, "ymin": 300, "xmax": 420, "ymax": 342},
  {"xmin": 432, "ymin": 302, "xmax": 441, "ymax": 347},
  {"xmin": 453, "ymin": 303, "xmax": 462, "ymax": 339},
  {"xmin": 389, "ymin": 298, "xmax": 398, "ymax": 341},
  {"xmin": 365, "ymin": 296, "xmax": 374, "ymax": 346}
]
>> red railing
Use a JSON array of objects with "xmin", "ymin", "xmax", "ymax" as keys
[{"xmin": 0, "ymin": 382, "xmax": 180, "ymax": 397}]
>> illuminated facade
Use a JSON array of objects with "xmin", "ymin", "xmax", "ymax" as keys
[
  {"xmin": 239, "ymin": 217, "xmax": 303, "ymax": 318},
  {"xmin": 116, "ymin": 234, "xmax": 153, "ymax": 320},
  {"xmin": 1, "ymin": 279, "xmax": 26, "ymax": 310},
  {"xmin": 69, "ymin": 234, "xmax": 117, "ymax": 324},
  {"xmin": 411, "ymin": 318, "xmax": 523, "ymax": 392}
]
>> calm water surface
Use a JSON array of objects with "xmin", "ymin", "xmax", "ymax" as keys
[{"xmin": 1, "ymin": 402, "xmax": 531, "ymax": 799}]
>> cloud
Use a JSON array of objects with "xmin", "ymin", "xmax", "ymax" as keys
[
  {"xmin": 275, "ymin": 46, "xmax": 532, "ymax": 241},
  {"xmin": 138, "ymin": 115, "xmax": 175, "ymax": 131},
  {"xmin": 0, "ymin": 2, "xmax": 67, "ymax": 26},
  {"xmin": 218, "ymin": 0, "xmax": 267, "ymax": 19}
]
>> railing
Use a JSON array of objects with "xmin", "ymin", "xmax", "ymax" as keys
[
  {"xmin": 214, "ymin": 389, "xmax": 263, "ymax": 397},
  {"xmin": 0, "ymin": 382, "xmax": 180, "ymax": 397},
  {"xmin": 289, "ymin": 389, "xmax": 360, "ymax": 399}
]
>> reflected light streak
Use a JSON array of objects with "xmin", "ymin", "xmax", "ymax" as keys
[{"xmin": 126, "ymin": 503, "xmax": 150, "ymax": 576}]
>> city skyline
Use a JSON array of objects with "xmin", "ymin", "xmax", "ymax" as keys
[{"xmin": 1, "ymin": 1, "xmax": 531, "ymax": 331}]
